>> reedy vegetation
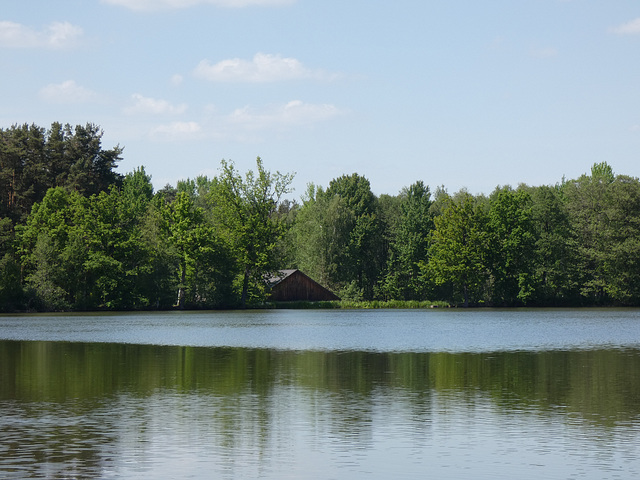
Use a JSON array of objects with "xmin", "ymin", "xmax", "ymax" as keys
[{"xmin": 1, "ymin": 123, "xmax": 639, "ymax": 311}]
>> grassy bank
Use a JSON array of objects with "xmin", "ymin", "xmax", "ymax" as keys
[{"xmin": 262, "ymin": 300, "xmax": 450, "ymax": 309}]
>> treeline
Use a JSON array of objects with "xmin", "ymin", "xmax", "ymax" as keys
[
  {"xmin": 1, "ymin": 123, "xmax": 294, "ymax": 310},
  {"xmin": 1, "ymin": 122, "xmax": 640, "ymax": 311},
  {"xmin": 294, "ymin": 161, "xmax": 640, "ymax": 307}
]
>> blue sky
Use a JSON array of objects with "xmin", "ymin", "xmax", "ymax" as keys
[{"xmin": 1, "ymin": 1, "xmax": 639, "ymax": 198}]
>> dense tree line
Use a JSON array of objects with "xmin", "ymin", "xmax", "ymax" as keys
[
  {"xmin": 0, "ymin": 122, "xmax": 123, "ymax": 223},
  {"xmin": 289, "ymin": 163, "xmax": 640, "ymax": 307},
  {"xmin": 2, "ymin": 122, "xmax": 640, "ymax": 311}
]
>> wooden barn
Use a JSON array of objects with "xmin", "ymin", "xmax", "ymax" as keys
[{"xmin": 267, "ymin": 269, "xmax": 340, "ymax": 302}]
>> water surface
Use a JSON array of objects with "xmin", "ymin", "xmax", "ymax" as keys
[
  {"xmin": 1, "ymin": 309, "xmax": 639, "ymax": 479},
  {"xmin": 1, "ymin": 308, "xmax": 639, "ymax": 351}
]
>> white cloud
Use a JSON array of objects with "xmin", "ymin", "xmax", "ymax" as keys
[
  {"xmin": 101, "ymin": 0, "xmax": 295, "ymax": 12},
  {"xmin": 151, "ymin": 121, "xmax": 202, "ymax": 139},
  {"xmin": 0, "ymin": 21, "xmax": 83, "ymax": 49},
  {"xmin": 611, "ymin": 18, "xmax": 640, "ymax": 35},
  {"xmin": 631, "ymin": 125, "xmax": 640, "ymax": 132},
  {"xmin": 47, "ymin": 22, "xmax": 84, "ymax": 48},
  {"xmin": 170, "ymin": 74, "xmax": 184, "ymax": 86},
  {"xmin": 124, "ymin": 93, "xmax": 187, "ymax": 115},
  {"xmin": 145, "ymin": 101, "xmax": 342, "ymax": 142},
  {"xmin": 39, "ymin": 80, "xmax": 99, "ymax": 103},
  {"xmin": 228, "ymin": 100, "xmax": 343, "ymax": 129},
  {"xmin": 194, "ymin": 53, "xmax": 335, "ymax": 83}
]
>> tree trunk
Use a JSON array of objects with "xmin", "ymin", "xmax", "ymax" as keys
[
  {"xmin": 177, "ymin": 262, "xmax": 186, "ymax": 309},
  {"xmin": 240, "ymin": 266, "xmax": 250, "ymax": 308}
]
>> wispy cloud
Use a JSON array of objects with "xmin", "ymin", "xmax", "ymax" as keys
[
  {"xmin": 124, "ymin": 93, "xmax": 187, "ymax": 115},
  {"xmin": 611, "ymin": 18, "xmax": 640, "ymax": 35},
  {"xmin": 194, "ymin": 53, "xmax": 337, "ymax": 83},
  {"xmin": 39, "ymin": 80, "xmax": 99, "ymax": 103},
  {"xmin": 228, "ymin": 100, "xmax": 343, "ymax": 129},
  {"xmin": 0, "ymin": 21, "xmax": 83, "ymax": 49},
  {"xmin": 151, "ymin": 121, "xmax": 203, "ymax": 140},
  {"xmin": 101, "ymin": 0, "xmax": 295, "ymax": 12},
  {"xmin": 147, "ymin": 100, "xmax": 343, "ymax": 142}
]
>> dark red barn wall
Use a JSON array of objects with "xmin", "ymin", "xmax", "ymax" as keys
[{"xmin": 270, "ymin": 271, "xmax": 340, "ymax": 302}]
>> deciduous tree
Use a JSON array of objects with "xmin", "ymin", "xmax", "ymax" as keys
[
  {"xmin": 211, "ymin": 157, "xmax": 294, "ymax": 307},
  {"xmin": 383, "ymin": 181, "xmax": 434, "ymax": 300},
  {"xmin": 487, "ymin": 187, "xmax": 537, "ymax": 305},
  {"xmin": 428, "ymin": 191, "xmax": 489, "ymax": 307}
]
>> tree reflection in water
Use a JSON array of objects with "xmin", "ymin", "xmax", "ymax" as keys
[{"xmin": 1, "ymin": 341, "xmax": 639, "ymax": 479}]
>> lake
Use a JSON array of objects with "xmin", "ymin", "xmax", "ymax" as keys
[{"xmin": 1, "ymin": 308, "xmax": 639, "ymax": 479}]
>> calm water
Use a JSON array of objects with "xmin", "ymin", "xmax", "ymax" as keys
[{"xmin": 1, "ymin": 309, "xmax": 640, "ymax": 479}]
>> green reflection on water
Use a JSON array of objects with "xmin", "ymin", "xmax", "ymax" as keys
[
  {"xmin": 2, "ymin": 341, "xmax": 639, "ymax": 424},
  {"xmin": 2, "ymin": 341, "xmax": 640, "ymax": 479}
]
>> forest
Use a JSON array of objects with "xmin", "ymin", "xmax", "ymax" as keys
[{"xmin": 1, "ymin": 122, "xmax": 640, "ymax": 311}]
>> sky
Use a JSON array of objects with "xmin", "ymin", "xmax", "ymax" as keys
[{"xmin": 1, "ymin": 1, "xmax": 639, "ymax": 198}]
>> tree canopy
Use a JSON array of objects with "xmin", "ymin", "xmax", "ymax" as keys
[
  {"xmin": 2, "ymin": 122, "xmax": 640, "ymax": 311},
  {"xmin": 0, "ymin": 122, "xmax": 123, "ymax": 224}
]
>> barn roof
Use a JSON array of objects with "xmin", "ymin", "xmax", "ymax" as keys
[
  {"xmin": 266, "ymin": 269, "xmax": 340, "ymax": 302},
  {"xmin": 265, "ymin": 269, "xmax": 298, "ymax": 287}
]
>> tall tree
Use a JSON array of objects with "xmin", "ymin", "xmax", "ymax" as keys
[
  {"xmin": 18, "ymin": 171, "xmax": 157, "ymax": 310},
  {"xmin": 211, "ymin": 157, "xmax": 294, "ymax": 307},
  {"xmin": 0, "ymin": 216, "xmax": 21, "ymax": 310},
  {"xmin": 0, "ymin": 124, "xmax": 48, "ymax": 222},
  {"xmin": 563, "ymin": 162, "xmax": 615, "ymax": 304},
  {"xmin": 383, "ymin": 181, "xmax": 434, "ymax": 300},
  {"xmin": 18, "ymin": 187, "xmax": 89, "ymax": 309},
  {"xmin": 486, "ymin": 187, "xmax": 537, "ymax": 305},
  {"xmin": 528, "ymin": 184, "xmax": 575, "ymax": 305},
  {"xmin": 600, "ymin": 175, "xmax": 640, "ymax": 304},
  {"xmin": 63, "ymin": 123, "xmax": 123, "ymax": 195},
  {"xmin": 291, "ymin": 184, "xmax": 354, "ymax": 292},
  {"xmin": 320, "ymin": 173, "xmax": 384, "ymax": 300},
  {"xmin": 0, "ymin": 122, "xmax": 123, "ymax": 222},
  {"xmin": 160, "ymin": 192, "xmax": 218, "ymax": 308},
  {"xmin": 428, "ymin": 191, "xmax": 489, "ymax": 307},
  {"xmin": 81, "ymin": 171, "xmax": 156, "ymax": 309}
]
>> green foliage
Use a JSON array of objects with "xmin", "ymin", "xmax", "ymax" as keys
[
  {"xmin": 486, "ymin": 187, "xmax": 536, "ymax": 305},
  {"xmin": 563, "ymin": 172, "xmax": 612, "ymax": 303},
  {"xmin": 590, "ymin": 161, "xmax": 615, "ymax": 184},
  {"xmin": 598, "ymin": 175, "xmax": 640, "ymax": 304},
  {"xmin": 528, "ymin": 184, "xmax": 575, "ymax": 305},
  {"xmin": 293, "ymin": 173, "xmax": 384, "ymax": 300},
  {"xmin": 337, "ymin": 299, "xmax": 448, "ymax": 309},
  {"xmin": 0, "ymin": 122, "xmax": 123, "ymax": 223},
  {"xmin": 211, "ymin": 157, "xmax": 295, "ymax": 307},
  {"xmin": 17, "ymin": 186, "xmax": 142, "ymax": 309},
  {"xmin": 160, "ymin": 191, "xmax": 235, "ymax": 308},
  {"xmin": 5, "ymin": 120, "xmax": 640, "ymax": 310},
  {"xmin": 380, "ymin": 181, "xmax": 434, "ymax": 301},
  {"xmin": 427, "ymin": 191, "xmax": 489, "ymax": 307},
  {"xmin": 18, "ymin": 187, "xmax": 85, "ymax": 309},
  {"xmin": 263, "ymin": 299, "xmax": 448, "ymax": 309},
  {"xmin": 0, "ymin": 253, "xmax": 22, "ymax": 311},
  {"xmin": 138, "ymin": 198, "xmax": 177, "ymax": 308},
  {"xmin": 291, "ymin": 185, "xmax": 353, "ymax": 291},
  {"xmin": 0, "ymin": 216, "xmax": 14, "ymax": 257}
]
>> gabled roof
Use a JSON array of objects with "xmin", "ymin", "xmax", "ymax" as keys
[
  {"xmin": 266, "ymin": 269, "xmax": 340, "ymax": 302},
  {"xmin": 265, "ymin": 269, "xmax": 298, "ymax": 287}
]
